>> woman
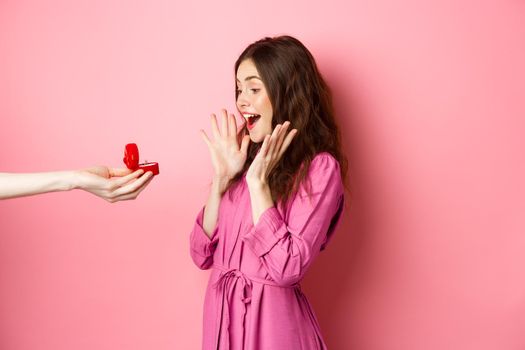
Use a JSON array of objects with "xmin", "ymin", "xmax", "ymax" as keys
[{"xmin": 191, "ymin": 35, "xmax": 346, "ymax": 349}]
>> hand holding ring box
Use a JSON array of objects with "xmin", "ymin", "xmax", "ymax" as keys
[{"xmin": 123, "ymin": 143, "xmax": 159, "ymax": 175}]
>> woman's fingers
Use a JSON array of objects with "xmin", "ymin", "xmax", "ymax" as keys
[
  {"xmin": 278, "ymin": 128, "xmax": 298, "ymax": 159},
  {"xmin": 240, "ymin": 134, "xmax": 250, "ymax": 155},
  {"xmin": 258, "ymin": 134, "xmax": 271, "ymax": 158},
  {"xmin": 210, "ymin": 114, "xmax": 220, "ymax": 139},
  {"xmin": 266, "ymin": 124, "xmax": 281, "ymax": 158},
  {"xmin": 209, "ymin": 110, "xmax": 244, "ymax": 145},
  {"xmin": 258, "ymin": 122, "xmax": 297, "ymax": 162},
  {"xmin": 273, "ymin": 122, "xmax": 290, "ymax": 157},
  {"xmin": 228, "ymin": 113, "xmax": 238, "ymax": 139},
  {"xmin": 266, "ymin": 122, "xmax": 291, "ymax": 160},
  {"xmin": 200, "ymin": 129, "xmax": 212, "ymax": 148},
  {"xmin": 237, "ymin": 117, "xmax": 247, "ymax": 133},
  {"xmin": 220, "ymin": 109, "xmax": 229, "ymax": 137}
]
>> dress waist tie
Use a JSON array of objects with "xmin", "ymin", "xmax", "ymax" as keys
[{"xmin": 212, "ymin": 264, "xmax": 298, "ymax": 349}]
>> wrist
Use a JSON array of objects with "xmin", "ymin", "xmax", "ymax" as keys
[
  {"xmin": 68, "ymin": 170, "xmax": 84, "ymax": 191},
  {"xmin": 247, "ymin": 179, "xmax": 270, "ymax": 195},
  {"xmin": 247, "ymin": 180, "xmax": 274, "ymax": 225},
  {"xmin": 212, "ymin": 176, "xmax": 231, "ymax": 195},
  {"xmin": 49, "ymin": 170, "xmax": 79, "ymax": 192}
]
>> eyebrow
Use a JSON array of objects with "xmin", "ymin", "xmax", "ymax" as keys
[{"xmin": 236, "ymin": 76, "xmax": 262, "ymax": 82}]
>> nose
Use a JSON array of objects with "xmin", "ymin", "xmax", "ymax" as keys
[{"xmin": 236, "ymin": 90, "xmax": 250, "ymax": 108}]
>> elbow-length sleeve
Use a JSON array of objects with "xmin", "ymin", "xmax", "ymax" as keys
[
  {"xmin": 189, "ymin": 206, "xmax": 219, "ymax": 270},
  {"xmin": 242, "ymin": 153, "xmax": 345, "ymax": 286}
]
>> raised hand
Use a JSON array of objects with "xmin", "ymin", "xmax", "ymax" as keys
[
  {"xmin": 200, "ymin": 109, "xmax": 250, "ymax": 193},
  {"xmin": 246, "ymin": 121, "xmax": 297, "ymax": 187}
]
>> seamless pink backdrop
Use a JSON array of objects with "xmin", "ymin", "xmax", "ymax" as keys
[{"xmin": 1, "ymin": 0, "xmax": 524, "ymax": 349}]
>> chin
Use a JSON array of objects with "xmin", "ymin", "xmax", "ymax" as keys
[{"xmin": 249, "ymin": 133, "xmax": 265, "ymax": 143}]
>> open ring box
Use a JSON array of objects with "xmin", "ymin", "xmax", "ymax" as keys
[{"xmin": 123, "ymin": 143, "xmax": 159, "ymax": 175}]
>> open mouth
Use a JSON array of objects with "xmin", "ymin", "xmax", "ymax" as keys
[{"xmin": 244, "ymin": 114, "xmax": 261, "ymax": 130}]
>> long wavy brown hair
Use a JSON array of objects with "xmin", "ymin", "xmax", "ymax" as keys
[{"xmin": 228, "ymin": 35, "xmax": 347, "ymax": 206}]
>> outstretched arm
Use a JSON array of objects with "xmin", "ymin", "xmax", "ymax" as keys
[{"xmin": 0, "ymin": 166, "xmax": 153, "ymax": 202}]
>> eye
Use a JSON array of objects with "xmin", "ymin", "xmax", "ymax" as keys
[{"xmin": 250, "ymin": 88, "xmax": 260, "ymax": 94}]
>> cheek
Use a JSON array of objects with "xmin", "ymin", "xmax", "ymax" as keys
[
  {"xmin": 263, "ymin": 97, "xmax": 272, "ymax": 114},
  {"xmin": 260, "ymin": 98, "xmax": 273, "ymax": 123}
]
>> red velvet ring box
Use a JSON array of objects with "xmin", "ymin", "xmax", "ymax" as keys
[{"xmin": 123, "ymin": 143, "xmax": 159, "ymax": 175}]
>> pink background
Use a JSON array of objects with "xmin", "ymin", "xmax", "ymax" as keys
[{"xmin": 1, "ymin": 0, "xmax": 524, "ymax": 349}]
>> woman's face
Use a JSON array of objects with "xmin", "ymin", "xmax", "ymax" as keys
[{"xmin": 236, "ymin": 59, "xmax": 273, "ymax": 143}]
